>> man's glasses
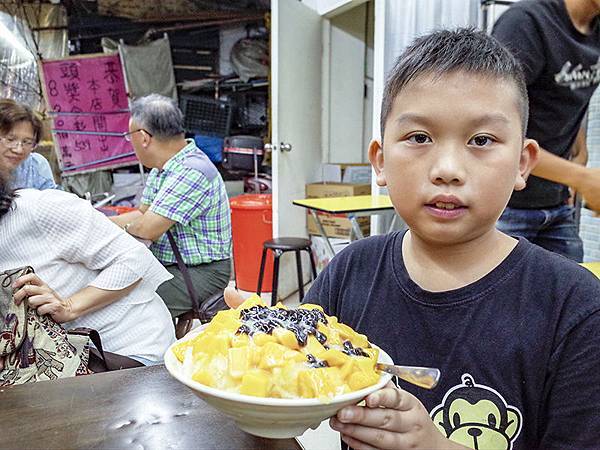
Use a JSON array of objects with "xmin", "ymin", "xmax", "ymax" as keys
[
  {"xmin": 0, "ymin": 136, "xmax": 36, "ymax": 151},
  {"xmin": 123, "ymin": 129, "xmax": 152, "ymax": 142}
]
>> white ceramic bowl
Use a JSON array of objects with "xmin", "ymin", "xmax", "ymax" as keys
[{"xmin": 164, "ymin": 330, "xmax": 393, "ymax": 439}]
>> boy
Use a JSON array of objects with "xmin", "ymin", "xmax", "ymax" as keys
[
  {"xmin": 226, "ymin": 29, "xmax": 600, "ymax": 449},
  {"xmin": 305, "ymin": 28, "xmax": 600, "ymax": 450}
]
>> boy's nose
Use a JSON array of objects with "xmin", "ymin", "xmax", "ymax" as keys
[{"xmin": 429, "ymin": 148, "xmax": 466, "ymax": 185}]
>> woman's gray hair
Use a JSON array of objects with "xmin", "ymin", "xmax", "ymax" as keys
[{"xmin": 130, "ymin": 94, "xmax": 185, "ymax": 139}]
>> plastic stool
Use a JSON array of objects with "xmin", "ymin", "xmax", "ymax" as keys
[{"xmin": 257, "ymin": 237, "xmax": 318, "ymax": 305}]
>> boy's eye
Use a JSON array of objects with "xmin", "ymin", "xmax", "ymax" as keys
[
  {"xmin": 469, "ymin": 135, "xmax": 494, "ymax": 147},
  {"xmin": 407, "ymin": 133, "xmax": 431, "ymax": 144}
]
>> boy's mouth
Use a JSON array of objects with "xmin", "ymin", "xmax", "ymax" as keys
[
  {"xmin": 433, "ymin": 202, "xmax": 460, "ymax": 210},
  {"xmin": 425, "ymin": 195, "xmax": 467, "ymax": 218},
  {"xmin": 427, "ymin": 195, "xmax": 466, "ymax": 209}
]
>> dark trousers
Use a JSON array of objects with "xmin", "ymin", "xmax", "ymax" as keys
[{"xmin": 157, "ymin": 258, "xmax": 231, "ymax": 318}]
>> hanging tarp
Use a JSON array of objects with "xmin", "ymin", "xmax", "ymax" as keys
[{"xmin": 102, "ymin": 36, "xmax": 177, "ymax": 101}]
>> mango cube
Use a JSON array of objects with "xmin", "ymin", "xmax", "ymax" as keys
[
  {"xmin": 237, "ymin": 295, "xmax": 265, "ymax": 310},
  {"xmin": 273, "ymin": 328, "xmax": 300, "ymax": 350},
  {"xmin": 348, "ymin": 370, "xmax": 380, "ymax": 391},
  {"xmin": 192, "ymin": 369, "xmax": 215, "ymax": 387},
  {"xmin": 302, "ymin": 335, "xmax": 327, "ymax": 358},
  {"xmin": 321, "ymin": 348, "xmax": 350, "ymax": 367},
  {"xmin": 172, "ymin": 340, "xmax": 190, "ymax": 362},
  {"xmin": 240, "ymin": 369, "xmax": 271, "ymax": 397},
  {"xmin": 228, "ymin": 347, "xmax": 249, "ymax": 379},
  {"xmin": 231, "ymin": 333, "xmax": 250, "ymax": 348},
  {"xmin": 193, "ymin": 332, "xmax": 230, "ymax": 356},
  {"xmin": 298, "ymin": 368, "xmax": 339, "ymax": 398},
  {"xmin": 259, "ymin": 342, "xmax": 288, "ymax": 369},
  {"xmin": 253, "ymin": 332, "xmax": 277, "ymax": 346}
]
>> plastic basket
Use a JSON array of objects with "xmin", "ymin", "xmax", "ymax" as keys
[
  {"xmin": 180, "ymin": 95, "xmax": 232, "ymax": 137},
  {"xmin": 194, "ymin": 134, "xmax": 224, "ymax": 164}
]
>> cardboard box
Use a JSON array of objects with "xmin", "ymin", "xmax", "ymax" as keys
[
  {"xmin": 321, "ymin": 163, "xmax": 371, "ymax": 184},
  {"xmin": 307, "ymin": 214, "xmax": 370, "ymax": 239},
  {"xmin": 305, "ymin": 182, "xmax": 371, "ymax": 238},
  {"xmin": 310, "ymin": 236, "xmax": 350, "ymax": 273},
  {"xmin": 305, "ymin": 182, "xmax": 370, "ymax": 199}
]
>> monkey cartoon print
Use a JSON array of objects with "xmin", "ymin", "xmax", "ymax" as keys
[{"xmin": 431, "ymin": 374, "xmax": 522, "ymax": 449}]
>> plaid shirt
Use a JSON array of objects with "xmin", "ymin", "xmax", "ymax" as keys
[{"xmin": 141, "ymin": 140, "xmax": 231, "ymax": 265}]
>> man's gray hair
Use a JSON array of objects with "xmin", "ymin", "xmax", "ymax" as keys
[{"xmin": 130, "ymin": 94, "xmax": 185, "ymax": 139}]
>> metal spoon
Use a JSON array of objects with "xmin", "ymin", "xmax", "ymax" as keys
[{"xmin": 376, "ymin": 363, "xmax": 441, "ymax": 389}]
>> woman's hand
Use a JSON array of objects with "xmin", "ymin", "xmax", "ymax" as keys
[
  {"xmin": 224, "ymin": 286, "xmax": 246, "ymax": 309},
  {"xmin": 330, "ymin": 382, "xmax": 467, "ymax": 450},
  {"xmin": 12, "ymin": 273, "xmax": 75, "ymax": 323}
]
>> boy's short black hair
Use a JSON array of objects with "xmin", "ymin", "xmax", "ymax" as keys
[{"xmin": 380, "ymin": 28, "xmax": 528, "ymax": 138}]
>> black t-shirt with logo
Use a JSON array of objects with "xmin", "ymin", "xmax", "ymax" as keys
[
  {"xmin": 303, "ymin": 232, "xmax": 600, "ymax": 449},
  {"xmin": 493, "ymin": 0, "xmax": 600, "ymax": 209}
]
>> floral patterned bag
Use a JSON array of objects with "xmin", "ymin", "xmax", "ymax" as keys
[{"xmin": 0, "ymin": 267, "xmax": 90, "ymax": 385}]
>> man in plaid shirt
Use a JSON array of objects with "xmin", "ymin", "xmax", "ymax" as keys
[{"xmin": 112, "ymin": 94, "xmax": 231, "ymax": 328}]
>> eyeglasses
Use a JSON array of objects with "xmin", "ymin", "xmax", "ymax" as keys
[
  {"xmin": 0, "ymin": 136, "xmax": 36, "ymax": 150},
  {"xmin": 123, "ymin": 129, "xmax": 153, "ymax": 142}
]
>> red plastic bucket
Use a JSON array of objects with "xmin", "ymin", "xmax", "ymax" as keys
[{"xmin": 230, "ymin": 194, "xmax": 273, "ymax": 292}]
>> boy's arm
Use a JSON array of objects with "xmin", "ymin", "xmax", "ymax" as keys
[{"xmin": 330, "ymin": 382, "xmax": 469, "ymax": 450}]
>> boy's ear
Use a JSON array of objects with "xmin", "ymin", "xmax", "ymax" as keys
[
  {"xmin": 368, "ymin": 139, "xmax": 387, "ymax": 187},
  {"xmin": 514, "ymin": 138, "xmax": 540, "ymax": 191}
]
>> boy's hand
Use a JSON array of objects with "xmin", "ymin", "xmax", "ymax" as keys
[{"xmin": 330, "ymin": 382, "xmax": 467, "ymax": 450}]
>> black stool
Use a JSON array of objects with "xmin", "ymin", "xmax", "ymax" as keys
[{"xmin": 257, "ymin": 237, "xmax": 318, "ymax": 305}]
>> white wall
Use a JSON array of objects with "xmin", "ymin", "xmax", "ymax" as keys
[
  {"xmin": 327, "ymin": 4, "xmax": 368, "ymax": 163},
  {"xmin": 581, "ymin": 89, "xmax": 600, "ymax": 261},
  {"xmin": 362, "ymin": 0, "xmax": 375, "ymax": 154}
]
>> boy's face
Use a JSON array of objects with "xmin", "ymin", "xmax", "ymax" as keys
[{"xmin": 370, "ymin": 71, "xmax": 539, "ymax": 246}]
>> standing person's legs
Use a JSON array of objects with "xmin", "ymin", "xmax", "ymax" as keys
[
  {"xmin": 157, "ymin": 259, "xmax": 232, "ymax": 318},
  {"xmin": 497, "ymin": 205, "xmax": 583, "ymax": 261},
  {"xmin": 496, "ymin": 206, "xmax": 544, "ymax": 241},
  {"xmin": 533, "ymin": 204, "xmax": 584, "ymax": 262}
]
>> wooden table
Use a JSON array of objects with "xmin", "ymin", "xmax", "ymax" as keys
[
  {"xmin": 0, "ymin": 365, "xmax": 302, "ymax": 449},
  {"xmin": 293, "ymin": 194, "xmax": 398, "ymax": 257}
]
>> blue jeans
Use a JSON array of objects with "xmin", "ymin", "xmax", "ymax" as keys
[{"xmin": 497, "ymin": 204, "xmax": 583, "ymax": 262}]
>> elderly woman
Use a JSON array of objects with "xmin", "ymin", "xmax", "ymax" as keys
[
  {"xmin": 0, "ymin": 98, "xmax": 56, "ymax": 190},
  {"xmin": 0, "ymin": 176, "xmax": 175, "ymax": 365}
]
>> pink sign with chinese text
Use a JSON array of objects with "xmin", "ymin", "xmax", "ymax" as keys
[{"xmin": 41, "ymin": 53, "xmax": 137, "ymax": 173}]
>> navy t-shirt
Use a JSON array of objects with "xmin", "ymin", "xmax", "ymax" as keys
[
  {"xmin": 304, "ymin": 232, "xmax": 600, "ymax": 449},
  {"xmin": 493, "ymin": 0, "xmax": 600, "ymax": 209}
]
